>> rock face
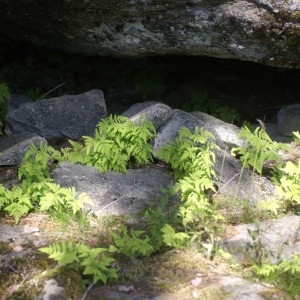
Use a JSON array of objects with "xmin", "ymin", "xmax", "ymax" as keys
[
  {"xmin": 51, "ymin": 162, "xmax": 178, "ymax": 217},
  {"xmin": 0, "ymin": 1, "xmax": 300, "ymax": 68},
  {"xmin": 5, "ymin": 90, "xmax": 107, "ymax": 140}
]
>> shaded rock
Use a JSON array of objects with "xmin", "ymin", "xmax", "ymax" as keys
[
  {"xmin": 51, "ymin": 162, "xmax": 178, "ymax": 218},
  {"xmin": 5, "ymin": 90, "xmax": 107, "ymax": 140},
  {"xmin": 223, "ymin": 215, "xmax": 300, "ymax": 264},
  {"xmin": 6, "ymin": 94, "xmax": 33, "ymax": 115},
  {"xmin": 0, "ymin": 1, "xmax": 299, "ymax": 67},
  {"xmin": 122, "ymin": 101, "xmax": 173, "ymax": 130},
  {"xmin": 0, "ymin": 132, "xmax": 47, "ymax": 165},
  {"xmin": 277, "ymin": 104, "xmax": 300, "ymax": 136},
  {"xmin": 264, "ymin": 122, "xmax": 293, "ymax": 143}
]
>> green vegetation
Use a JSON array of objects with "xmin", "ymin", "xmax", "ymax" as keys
[
  {"xmin": 39, "ymin": 241, "xmax": 118, "ymax": 285},
  {"xmin": 61, "ymin": 115, "xmax": 156, "ymax": 172},
  {"xmin": 231, "ymin": 126, "xmax": 290, "ymax": 175},
  {"xmin": 182, "ymin": 92, "xmax": 241, "ymax": 124},
  {"xmin": 253, "ymin": 255, "xmax": 300, "ymax": 296},
  {"xmin": 1, "ymin": 105, "xmax": 300, "ymax": 297},
  {"xmin": 0, "ymin": 82, "xmax": 10, "ymax": 135}
]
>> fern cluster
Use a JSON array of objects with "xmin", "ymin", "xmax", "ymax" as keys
[
  {"xmin": 231, "ymin": 126, "xmax": 289, "ymax": 175},
  {"xmin": 0, "ymin": 142, "xmax": 91, "ymax": 223},
  {"xmin": 253, "ymin": 255, "xmax": 300, "ymax": 296},
  {"xmin": 110, "ymin": 225, "xmax": 154, "ymax": 258},
  {"xmin": 62, "ymin": 115, "xmax": 156, "ymax": 172},
  {"xmin": 18, "ymin": 143, "xmax": 61, "ymax": 186},
  {"xmin": 39, "ymin": 241, "xmax": 118, "ymax": 284},
  {"xmin": 157, "ymin": 127, "xmax": 221, "ymax": 255}
]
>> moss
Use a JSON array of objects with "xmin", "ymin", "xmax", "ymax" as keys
[
  {"xmin": 196, "ymin": 285, "xmax": 227, "ymax": 300},
  {"xmin": 0, "ymin": 241, "xmax": 10, "ymax": 254},
  {"xmin": 260, "ymin": 289, "xmax": 293, "ymax": 300}
]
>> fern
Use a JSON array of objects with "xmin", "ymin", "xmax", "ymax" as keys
[
  {"xmin": 157, "ymin": 126, "xmax": 217, "ymax": 180},
  {"xmin": 253, "ymin": 255, "xmax": 300, "ymax": 296},
  {"xmin": 110, "ymin": 225, "xmax": 154, "ymax": 258},
  {"xmin": 231, "ymin": 126, "xmax": 289, "ymax": 175},
  {"xmin": 161, "ymin": 224, "xmax": 189, "ymax": 248},
  {"xmin": 18, "ymin": 142, "xmax": 61, "ymax": 184},
  {"xmin": 62, "ymin": 115, "xmax": 156, "ymax": 172},
  {"xmin": 3, "ymin": 186, "xmax": 32, "ymax": 223},
  {"xmin": 39, "ymin": 241, "xmax": 118, "ymax": 284},
  {"xmin": 157, "ymin": 127, "xmax": 221, "ymax": 254},
  {"xmin": 275, "ymin": 161, "xmax": 300, "ymax": 206},
  {"xmin": 38, "ymin": 182, "xmax": 93, "ymax": 215}
]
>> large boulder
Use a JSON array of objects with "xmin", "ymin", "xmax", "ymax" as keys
[
  {"xmin": 5, "ymin": 90, "xmax": 107, "ymax": 140},
  {"xmin": 0, "ymin": 1, "xmax": 299, "ymax": 68}
]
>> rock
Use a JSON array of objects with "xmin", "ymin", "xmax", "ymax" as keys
[
  {"xmin": 5, "ymin": 90, "xmax": 107, "ymax": 140},
  {"xmin": 264, "ymin": 123, "xmax": 293, "ymax": 143},
  {"xmin": 122, "ymin": 101, "xmax": 173, "ymax": 130},
  {"xmin": 153, "ymin": 109, "xmax": 277, "ymax": 204},
  {"xmin": 51, "ymin": 162, "xmax": 178, "ymax": 218},
  {"xmin": 0, "ymin": 1, "xmax": 299, "ymax": 67},
  {"xmin": 277, "ymin": 104, "xmax": 300, "ymax": 136},
  {"xmin": 6, "ymin": 94, "xmax": 33, "ymax": 114},
  {"xmin": 153, "ymin": 109, "xmax": 244, "ymax": 154},
  {"xmin": 40, "ymin": 279, "xmax": 65, "ymax": 300},
  {"xmin": 223, "ymin": 215, "xmax": 300, "ymax": 264},
  {"xmin": 191, "ymin": 111, "xmax": 246, "ymax": 148},
  {"xmin": 0, "ymin": 132, "xmax": 47, "ymax": 165},
  {"xmin": 214, "ymin": 150, "xmax": 277, "ymax": 204}
]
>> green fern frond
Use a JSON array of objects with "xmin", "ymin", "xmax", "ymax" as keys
[
  {"xmin": 4, "ymin": 187, "xmax": 32, "ymax": 223},
  {"xmin": 39, "ymin": 241, "xmax": 79, "ymax": 266}
]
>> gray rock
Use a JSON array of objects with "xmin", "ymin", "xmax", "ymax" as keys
[
  {"xmin": 122, "ymin": 101, "xmax": 173, "ymax": 130},
  {"xmin": 264, "ymin": 123, "xmax": 293, "ymax": 143},
  {"xmin": 191, "ymin": 111, "xmax": 245, "ymax": 148},
  {"xmin": 277, "ymin": 104, "xmax": 300, "ymax": 136},
  {"xmin": 153, "ymin": 109, "xmax": 277, "ymax": 204},
  {"xmin": 5, "ymin": 90, "xmax": 107, "ymax": 140},
  {"xmin": 223, "ymin": 215, "xmax": 300, "ymax": 264},
  {"xmin": 214, "ymin": 149, "xmax": 277, "ymax": 205},
  {"xmin": 0, "ymin": 132, "xmax": 47, "ymax": 165},
  {"xmin": 216, "ymin": 275, "xmax": 273, "ymax": 300},
  {"xmin": 40, "ymin": 279, "xmax": 65, "ymax": 300},
  {"xmin": 6, "ymin": 94, "xmax": 33, "ymax": 113},
  {"xmin": 51, "ymin": 162, "xmax": 178, "ymax": 218},
  {"xmin": 153, "ymin": 109, "xmax": 211, "ymax": 155},
  {"xmin": 0, "ymin": 1, "xmax": 299, "ymax": 67}
]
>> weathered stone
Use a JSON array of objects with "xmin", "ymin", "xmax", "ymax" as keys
[
  {"xmin": 41, "ymin": 279, "xmax": 66, "ymax": 300},
  {"xmin": 223, "ymin": 215, "xmax": 300, "ymax": 264},
  {"xmin": 51, "ymin": 162, "xmax": 178, "ymax": 218},
  {"xmin": 0, "ymin": 1, "xmax": 299, "ymax": 67},
  {"xmin": 277, "ymin": 104, "xmax": 300, "ymax": 136},
  {"xmin": 5, "ymin": 90, "xmax": 107, "ymax": 140},
  {"xmin": 214, "ymin": 150, "xmax": 277, "ymax": 204},
  {"xmin": 191, "ymin": 111, "xmax": 245, "ymax": 148},
  {"xmin": 264, "ymin": 122, "xmax": 293, "ymax": 143},
  {"xmin": 153, "ymin": 109, "xmax": 276, "ymax": 204},
  {"xmin": 0, "ymin": 132, "xmax": 47, "ymax": 165},
  {"xmin": 122, "ymin": 101, "xmax": 173, "ymax": 130}
]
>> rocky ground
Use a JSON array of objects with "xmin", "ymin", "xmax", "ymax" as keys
[{"xmin": 1, "ymin": 38, "xmax": 300, "ymax": 299}]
